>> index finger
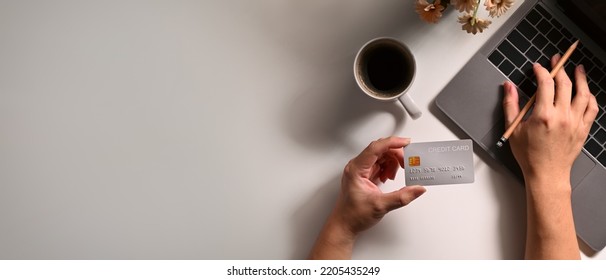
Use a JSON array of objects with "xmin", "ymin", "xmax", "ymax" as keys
[
  {"xmin": 533, "ymin": 63, "xmax": 556, "ymax": 109},
  {"xmin": 551, "ymin": 54, "xmax": 573, "ymax": 108},
  {"xmin": 354, "ymin": 137, "xmax": 411, "ymax": 170}
]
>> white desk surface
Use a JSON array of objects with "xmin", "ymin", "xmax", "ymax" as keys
[{"xmin": 0, "ymin": 0, "xmax": 604, "ymax": 260}]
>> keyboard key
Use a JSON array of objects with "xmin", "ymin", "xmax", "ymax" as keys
[
  {"xmin": 577, "ymin": 43, "xmax": 587, "ymax": 59},
  {"xmin": 591, "ymin": 122, "xmax": 600, "ymax": 135},
  {"xmin": 589, "ymin": 81, "xmax": 599, "ymax": 94},
  {"xmin": 561, "ymin": 30, "xmax": 572, "ymax": 42},
  {"xmin": 525, "ymin": 9, "xmax": 543, "ymax": 25},
  {"xmin": 595, "ymin": 128, "xmax": 606, "ymax": 144},
  {"xmin": 526, "ymin": 9, "xmax": 542, "ymax": 25},
  {"xmin": 579, "ymin": 57, "xmax": 594, "ymax": 72},
  {"xmin": 599, "ymin": 116, "xmax": 606, "ymax": 129},
  {"xmin": 488, "ymin": 50, "xmax": 505, "ymax": 66},
  {"xmin": 589, "ymin": 68, "xmax": 605, "ymax": 83},
  {"xmin": 517, "ymin": 19, "xmax": 538, "ymax": 40},
  {"xmin": 565, "ymin": 62, "xmax": 575, "ymax": 79},
  {"xmin": 532, "ymin": 34, "xmax": 548, "ymax": 50},
  {"xmin": 536, "ymin": 19, "xmax": 553, "ymax": 34},
  {"xmin": 557, "ymin": 38, "xmax": 572, "ymax": 53},
  {"xmin": 579, "ymin": 46, "xmax": 595, "ymax": 61},
  {"xmin": 598, "ymin": 153, "xmax": 606, "ymax": 167},
  {"xmin": 525, "ymin": 46, "xmax": 541, "ymax": 61},
  {"xmin": 546, "ymin": 29, "xmax": 563, "ymax": 45},
  {"xmin": 599, "ymin": 77, "xmax": 606, "ymax": 91},
  {"xmin": 594, "ymin": 107, "xmax": 604, "ymax": 117},
  {"xmin": 520, "ymin": 79, "xmax": 536, "ymax": 97},
  {"xmin": 507, "ymin": 30, "xmax": 531, "ymax": 52},
  {"xmin": 499, "ymin": 40, "xmax": 527, "ymax": 67},
  {"xmin": 509, "ymin": 69, "xmax": 525, "ymax": 85},
  {"xmin": 550, "ymin": 18, "xmax": 563, "ymax": 30},
  {"xmin": 522, "ymin": 61, "xmax": 534, "ymax": 75},
  {"xmin": 585, "ymin": 138, "xmax": 602, "ymax": 157},
  {"xmin": 570, "ymin": 50, "xmax": 583, "ymax": 64},
  {"xmin": 587, "ymin": 76, "xmax": 597, "ymax": 86},
  {"xmin": 499, "ymin": 59, "xmax": 515, "ymax": 76},
  {"xmin": 535, "ymin": 5, "xmax": 552, "ymax": 20},
  {"xmin": 596, "ymin": 92, "xmax": 606, "ymax": 107},
  {"xmin": 537, "ymin": 55, "xmax": 550, "ymax": 68},
  {"xmin": 543, "ymin": 43, "xmax": 559, "ymax": 58}
]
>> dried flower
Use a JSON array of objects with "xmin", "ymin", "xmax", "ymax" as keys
[
  {"xmin": 414, "ymin": 0, "xmax": 514, "ymax": 35},
  {"xmin": 485, "ymin": 0, "xmax": 514, "ymax": 17},
  {"xmin": 452, "ymin": 0, "xmax": 477, "ymax": 13},
  {"xmin": 415, "ymin": 0, "xmax": 445, "ymax": 23},
  {"xmin": 458, "ymin": 13, "xmax": 492, "ymax": 34}
]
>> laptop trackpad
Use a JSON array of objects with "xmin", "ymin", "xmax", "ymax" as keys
[
  {"xmin": 572, "ymin": 166, "xmax": 606, "ymax": 251},
  {"xmin": 480, "ymin": 120, "xmax": 595, "ymax": 188},
  {"xmin": 570, "ymin": 152, "xmax": 595, "ymax": 190}
]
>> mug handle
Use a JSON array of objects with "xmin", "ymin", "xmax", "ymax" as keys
[{"xmin": 398, "ymin": 94, "xmax": 422, "ymax": 120}]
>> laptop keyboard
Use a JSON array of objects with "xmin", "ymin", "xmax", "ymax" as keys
[{"xmin": 487, "ymin": 4, "xmax": 606, "ymax": 166}]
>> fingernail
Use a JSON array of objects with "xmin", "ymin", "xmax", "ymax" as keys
[
  {"xmin": 553, "ymin": 53, "xmax": 561, "ymax": 60},
  {"xmin": 579, "ymin": 64, "xmax": 585, "ymax": 74}
]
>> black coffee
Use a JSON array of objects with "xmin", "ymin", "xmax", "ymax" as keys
[{"xmin": 363, "ymin": 43, "xmax": 410, "ymax": 95}]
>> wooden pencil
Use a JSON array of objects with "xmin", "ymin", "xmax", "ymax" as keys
[{"xmin": 496, "ymin": 39, "xmax": 580, "ymax": 148}]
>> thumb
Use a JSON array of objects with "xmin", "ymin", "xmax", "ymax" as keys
[{"xmin": 381, "ymin": 185, "xmax": 426, "ymax": 213}]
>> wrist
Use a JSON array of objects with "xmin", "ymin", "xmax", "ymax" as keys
[
  {"xmin": 524, "ymin": 173, "xmax": 572, "ymax": 198},
  {"xmin": 325, "ymin": 209, "xmax": 358, "ymax": 243},
  {"xmin": 308, "ymin": 208, "xmax": 357, "ymax": 260}
]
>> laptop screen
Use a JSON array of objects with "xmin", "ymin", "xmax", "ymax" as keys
[{"xmin": 559, "ymin": 0, "xmax": 606, "ymax": 49}]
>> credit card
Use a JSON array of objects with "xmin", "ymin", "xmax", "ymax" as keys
[{"xmin": 404, "ymin": 139, "xmax": 474, "ymax": 186}]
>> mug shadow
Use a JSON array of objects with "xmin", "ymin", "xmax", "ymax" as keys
[
  {"xmin": 282, "ymin": 56, "xmax": 406, "ymax": 154},
  {"xmin": 246, "ymin": 0, "xmax": 424, "ymax": 153},
  {"xmin": 429, "ymin": 99, "xmax": 527, "ymax": 259}
]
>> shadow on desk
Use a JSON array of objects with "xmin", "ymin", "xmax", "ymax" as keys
[
  {"xmin": 430, "ymin": 99, "xmax": 527, "ymax": 259},
  {"xmin": 259, "ymin": 1, "xmax": 425, "ymax": 153},
  {"xmin": 282, "ymin": 66, "xmax": 406, "ymax": 154},
  {"xmin": 291, "ymin": 175, "xmax": 341, "ymax": 259}
]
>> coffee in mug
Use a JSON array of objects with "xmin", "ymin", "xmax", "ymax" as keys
[{"xmin": 354, "ymin": 37, "xmax": 421, "ymax": 119}]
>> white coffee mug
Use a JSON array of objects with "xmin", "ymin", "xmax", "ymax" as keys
[{"xmin": 354, "ymin": 37, "xmax": 422, "ymax": 119}]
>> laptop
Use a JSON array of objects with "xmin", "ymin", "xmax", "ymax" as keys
[{"xmin": 435, "ymin": 0, "xmax": 606, "ymax": 251}]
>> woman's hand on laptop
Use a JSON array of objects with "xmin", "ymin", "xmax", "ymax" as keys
[
  {"xmin": 503, "ymin": 54, "xmax": 598, "ymax": 191},
  {"xmin": 308, "ymin": 137, "xmax": 426, "ymax": 259},
  {"xmin": 502, "ymin": 54, "xmax": 598, "ymax": 260}
]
